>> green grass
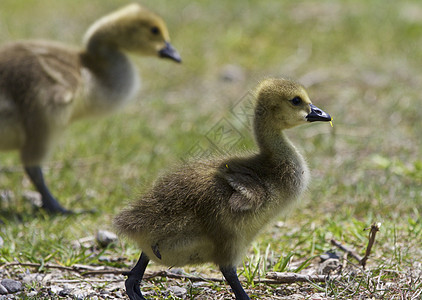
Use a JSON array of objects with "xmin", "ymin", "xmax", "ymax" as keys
[{"xmin": 1, "ymin": 0, "xmax": 421, "ymax": 298}]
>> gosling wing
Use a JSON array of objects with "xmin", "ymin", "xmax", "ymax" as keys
[
  {"xmin": 219, "ymin": 163, "xmax": 268, "ymax": 212},
  {"xmin": 2, "ymin": 41, "xmax": 81, "ymax": 106}
]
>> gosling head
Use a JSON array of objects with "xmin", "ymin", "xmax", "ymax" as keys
[
  {"xmin": 83, "ymin": 3, "xmax": 181, "ymax": 62},
  {"xmin": 254, "ymin": 78, "xmax": 331, "ymax": 130}
]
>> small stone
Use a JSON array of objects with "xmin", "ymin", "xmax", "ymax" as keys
[
  {"xmin": 168, "ymin": 268, "xmax": 184, "ymax": 275},
  {"xmin": 275, "ymin": 221, "xmax": 285, "ymax": 228},
  {"xmin": 0, "ymin": 284, "xmax": 7, "ymax": 295},
  {"xmin": 280, "ymin": 293, "xmax": 305, "ymax": 300},
  {"xmin": 0, "ymin": 190, "xmax": 14, "ymax": 203},
  {"xmin": 71, "ymin": 236, "xmax": 96, "ymax": 250},
  {"xmin": 310, "ymin": 292, "xmax": 327, "ymax": 300},
  {"xmin": 58, "ymin": 288, "xmax": 72, "ymax": 297},
  {"xmin": 72, "ymin": 290, "xmax": 88, "ymax": 300},
  {"xmin": 167, "ymin": 286, "xmax": 187, "ymax": 299},
  {"xmin": 35, "ymin": 274, "xmax": 44, "ymax": 282},
  {"xmin": 96, "ymin": 230, "xmax": 118, "ymax": 247},
  {"xmin": 22, "ymin": 273, "xmax": 38, "ymax": 285},
  {"xmin": 49, "ymin": 285, "xmax": 63, "ymax": 295},
  {"xmin": 41, "ymin": 274, "xmax": 53, "ymax": 284},
  {"xmin": 27, "ymin": 290, "xmax": 38, "ymax": 297},
  {"xmin": 22, "ymin": 190, "xmax": 42, "ymax": 208},
  {"xmin": 318, "ymin": 258, "xmax": 340, "ymax": 275},
  {"xmin": 98, "ymin": 256, "xmax": 123, "ymax": 263},
  {"xmin": 113, "ymin": 291, "xmax": 123, "ymax": 298},
  {"xmin": 192, "ymin": 281, "xmax": 210, "ymax": 287},
  {"xmin": 1, "ymin": 279, "xmax": 22, "ymax": 293}
]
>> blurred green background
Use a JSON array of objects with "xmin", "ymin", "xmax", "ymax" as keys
[{"xmin": 0, "ymin": 0, "xmax": 421, "ymax": 297}]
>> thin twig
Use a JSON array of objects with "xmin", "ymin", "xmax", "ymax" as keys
[
  {"xmin": 360, "ymin": 222, "xmax": 381, "ymax": 269},
  {"xmin": 49, "ymin": 279, "xmax": 123, "ymax": 284},
  {"xmin": 265, "ymin": 272, "xmax": 340, "ymax": 283},
  {"xmin": 341, "ymin": 251, "xmax": 348, "ymax": 271},
  {"xmin": 330, "ymin": 222, "xmax": 381, "ymax": 269},
  {"xmin": 1, "ymin": 262, "xmax": 77, "ymax": 272},
  {"xmin": 144, "ymin": 270, "xmax": 224, "ymax": 283},
  {"xmin": 330, "ymin": 239, "xmax": 363, "ymax": 263},
  {"xmin": 82, "ymin": 269, "xmax": 129, "ymax": 275},
  {"xmin": 1, "ymin": 261, "xmax": 341, "ymax": 285},
  {"xmin": 0, "ymin": 262, "xmax": 124, "ymax": 275}
]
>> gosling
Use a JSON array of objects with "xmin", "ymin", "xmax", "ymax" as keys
[
  {"xmin": 114, "ymin": 78, "xmax": 332, "ymax": 300},
  {"xmin": 0, "ymin": 4, "xmax": 181, "ymax": 214}
]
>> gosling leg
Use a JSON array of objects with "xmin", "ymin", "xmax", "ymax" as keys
[
  {"xmin": 123, "ymin": 252, "xmax": 150, "ymax": 300},
  {"xmin": 24, "ymin": 166, "xmax": 71, "ymax": 214},
  {"xmin": 220, "ymin": 265, "xmax": 250, "ymax": 300}
]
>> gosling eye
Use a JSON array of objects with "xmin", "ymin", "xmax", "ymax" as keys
[
  {"xmin": 151, "ymin": 26, "xmax": 160, "ymax": 35},
  {"xmin": 290, "ymin": 96, "xmax": 302, "ymax": 106}
]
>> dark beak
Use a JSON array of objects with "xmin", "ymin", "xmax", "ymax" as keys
[
  {"xmin": 306, "ymin": 104, "xmax": 331, "ymax": 122},
  {"xmin": 158, "ymin": 42, "xmax": 182, "ymax": 63}
]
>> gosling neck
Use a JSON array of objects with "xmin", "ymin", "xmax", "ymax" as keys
[
  {"xmin": 253, "ymin": 116, "xmax": 299, "ymax": 163},
  {"xmin": 81, "ymin": 39, "xmax": 138, "ymax": 97}
]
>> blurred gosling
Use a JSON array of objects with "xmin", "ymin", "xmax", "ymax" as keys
[
  {"xmin": 0, "ymin": 3, "xmax": 181, "ymax": 214},
  {"xmin": 114, "ymin": 78, "xmax": 331, "ymax": 300}
]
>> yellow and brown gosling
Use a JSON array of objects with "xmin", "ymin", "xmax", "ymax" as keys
[
  {"xmin": 114, "ymin": 78, "xmax": 331, "ymax": 300},
  {"xmin": 0, "ymin": 4, "xmax": 181, "ymax": 214}
]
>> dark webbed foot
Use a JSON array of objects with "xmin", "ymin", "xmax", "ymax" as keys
[
  {"xmin": 42, "ymin": 201, "xmax": 73, "ymax": 214},
  {"xmin": 25, "ymin": 166, "xmax": 97, "ymax": 215},
  {"xmin": 124, "ymin": 273, "xmax": 145, "ymax": 300},
  {"xmin": 220, "ymin": 265, "xmax": 250, "ymax": 300},
  {"xmin": 124, "ymin": 252, "xmax": 150, "ymax": 300}
]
